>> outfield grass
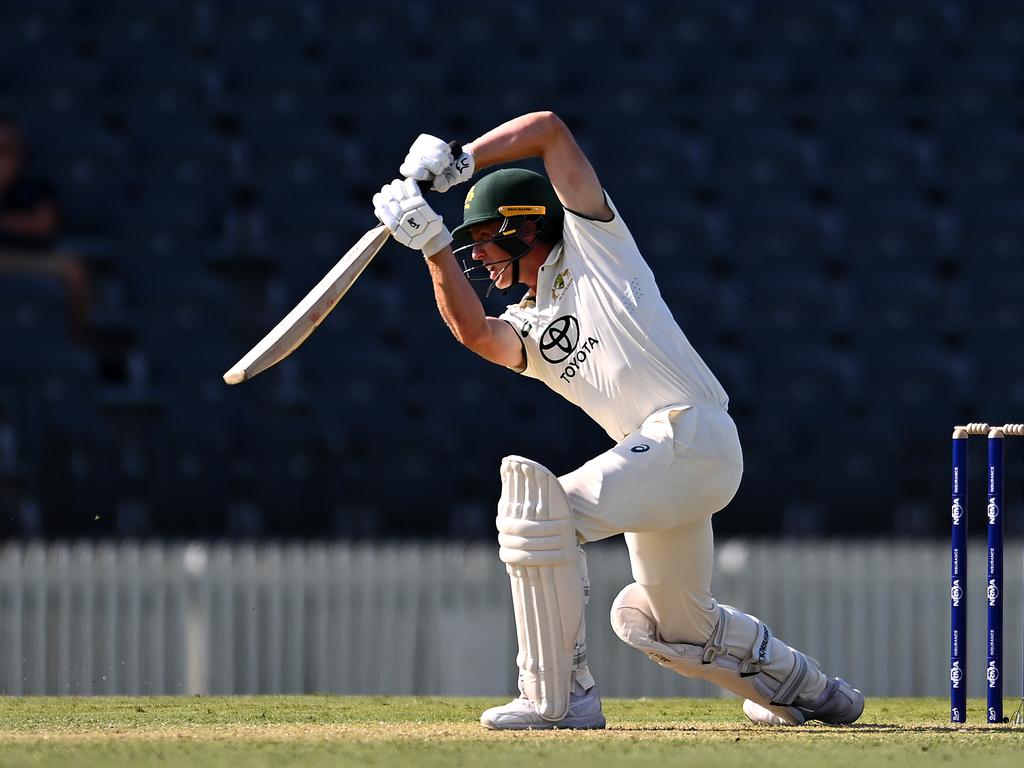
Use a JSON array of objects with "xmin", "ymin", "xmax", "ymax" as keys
[{"xmin": 0, "ymin": 696, "xmax": 1022, "ymax": 767}]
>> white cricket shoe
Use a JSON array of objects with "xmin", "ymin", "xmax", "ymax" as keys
[
  {"xmin": 741, "ymin": 704, "xmax": 802, "ymax": 729},
  {"xmin": 742, "ymin": 699, "xmax": 806, "ymax": 726},
  {"xmin": 743, "ymin": 677, "xmax": 864, "ymax": 726},
  {"xmin": 480, "ymin": 684, "xmax": 606, "ymax": 730}
]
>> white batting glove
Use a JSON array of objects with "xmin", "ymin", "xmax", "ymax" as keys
[
  {"xmin": 399, "ymin": 134, "xmax": 475, "ymax": 193},
  {"xmin": 372, "ymin": 178, "xmax": 453, "ymax": 258}
]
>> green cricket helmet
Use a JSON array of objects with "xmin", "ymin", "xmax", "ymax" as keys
[{"xmin": 452, "ymin": 168, "xmax": 564, "ymax": 294}]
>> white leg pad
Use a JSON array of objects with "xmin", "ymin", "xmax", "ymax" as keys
[
  {"xmin": 611, "ymin": 583, "xmax": 820, "ymax": 724},
  {"xmin": 497, "ymin": 455, "xmax": 585, "ymax": 721}
]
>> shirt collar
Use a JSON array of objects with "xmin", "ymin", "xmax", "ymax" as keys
[
  {"xmin": 523, "ymin": 242, "xmax": 564, "ymax": 303},
  {"xmin": 541, "ymin": 241, "xmax": 565, "ymax": 270}
]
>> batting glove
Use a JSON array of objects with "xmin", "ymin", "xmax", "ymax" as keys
[
  {"xmin": 373, "ymin": 178, "xmax": 453, "ymax": 258},
  {"xmin": 399, "ymin": 134, "xmax": 475, "ymax": 193}
]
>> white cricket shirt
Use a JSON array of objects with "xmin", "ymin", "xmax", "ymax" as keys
[{"xmin": 498, "ymin": 196, "xmax": 729, "ymax": 441}]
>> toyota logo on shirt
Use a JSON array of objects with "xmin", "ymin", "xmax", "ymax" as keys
[{"xmin": 540, "ymin": 315, "xmax": 580, "ymax": 364}]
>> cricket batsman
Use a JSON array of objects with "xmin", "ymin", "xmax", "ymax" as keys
[{"xmin": 372, "ymin": 112, "xmax": 864, "ymax": 730}]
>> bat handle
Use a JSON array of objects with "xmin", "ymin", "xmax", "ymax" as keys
[{"xmin": 416, "ymin": 141, "xmax": 464, "ymax": 194}]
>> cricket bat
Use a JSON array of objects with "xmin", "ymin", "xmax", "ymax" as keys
[
  {"xmin": 223, "ymin": 141, "xmax": 461, "ymax": 386},
  {"xmin": 222, "ymin": 223, "xmax": 391, "ymax": 384}
]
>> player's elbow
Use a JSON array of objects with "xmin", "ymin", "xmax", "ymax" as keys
[
  {"xmin": 454, "ymin": 321, "xmax": 499, "ymax": 355},
  {"xmin": 531, "ymin": 111, "xmax": 571, "ymax": 144},
  {"xmin": 454, "ymin": 323, "xmax": 492, "ymax": 354}
]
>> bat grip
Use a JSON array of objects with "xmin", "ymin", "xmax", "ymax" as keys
[{"xmin": 416, "ymin": 141, "xmax": 464, "ymax": 193}]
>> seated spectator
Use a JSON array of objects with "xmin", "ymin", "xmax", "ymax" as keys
[{"xmin": 0, "ymin": 115, "xmax": 89, "ymax": 340}]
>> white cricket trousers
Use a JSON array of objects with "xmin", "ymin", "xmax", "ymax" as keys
[{"xmin": 560, "ymin": 402, "xmax": 743, "ymax": 645}]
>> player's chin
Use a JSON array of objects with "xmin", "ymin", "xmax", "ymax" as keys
[{"xmin": 488, "ymin": 269, "xmax": 512, "ymax": 290}]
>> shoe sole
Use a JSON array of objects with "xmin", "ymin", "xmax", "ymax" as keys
[{"xmin": 481, "ymin": 715, "xmax": 607, "ymax": 731}]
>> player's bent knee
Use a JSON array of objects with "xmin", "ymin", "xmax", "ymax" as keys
[
  {"xmin": 610, "ymin": 582, "xmax": 814, "ymax": 723},
  {"xmin": 497, "ymin": 517, "xmax": 576, "ymax": 566},
  {"xmin": 609, "ymin": 582, "xmax": 655, "ymax": 643},
  {"xmin": 611, "ymin": 579, "xmax": 772, "ymax": 690},
  {"xmin": 496, "ymin": 455, "xmax": 576, "ymax": 565}
]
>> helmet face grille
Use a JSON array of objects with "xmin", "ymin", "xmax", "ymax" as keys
[{"xmin": 453, "ymin": 209, "xmax": 544, "ymax": 298}]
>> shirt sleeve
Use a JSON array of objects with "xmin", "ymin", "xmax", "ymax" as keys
[
  {"xmin": 497, "ymin": 303, "xmax": 540, "ymax": 379},
  {"xmin": 561, "ymin": 194, "xmax": 639, "ymax": 271}
]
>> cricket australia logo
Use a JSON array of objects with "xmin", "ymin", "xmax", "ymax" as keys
[
  {"xmin": 951, "ymin": 499, "xmax": 964, "ymax": 525},
  {"xmin": 550, "ymin": 268, "xmax": 574, "ymax": 302},
  {"xmin": 987, "ymin": 498, "xmax": 999, "ymax": 524}
]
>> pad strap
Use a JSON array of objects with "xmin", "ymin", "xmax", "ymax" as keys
[
  {"xmin": 769, "ymin": 650, "xmax": 814, "ymax": 706},
  {"xmin": 702, "ymin": 608, "xmax": 776, "ymax": 677},
  {"xmin": 701, "ymin": 608, "xmax": 730, "ymax": 664}
]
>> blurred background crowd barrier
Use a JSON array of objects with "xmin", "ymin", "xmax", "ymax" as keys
[
  {"xmin": 1, "ymin": 0, "xmax": 1021, "ymax": 541},
  {"xmin": 0, "ymin": 540, "xmax": 1019, "ymax": 698}
]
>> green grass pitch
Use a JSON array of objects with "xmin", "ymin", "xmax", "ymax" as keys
[{"xmin": 0, "ymin": 696, "xmax": 1022, "ymax": 767}]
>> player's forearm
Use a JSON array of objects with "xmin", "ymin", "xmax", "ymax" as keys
[
  {"xmin": 466, "ymin": 111, "xmax": 565, "ymax": 171},
  {"xmin": 425, "ymin": 247, "xmax": 490, "ymax": 347}
]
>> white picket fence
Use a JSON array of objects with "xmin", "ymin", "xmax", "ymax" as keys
[{"xmin": 0, "ymin": 540, "xmax": 1021, "ymax": 700}]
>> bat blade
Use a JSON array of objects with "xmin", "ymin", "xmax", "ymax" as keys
[{"xmin": 223, "ymin": 224, "xmax": 391, "ymax": 385}]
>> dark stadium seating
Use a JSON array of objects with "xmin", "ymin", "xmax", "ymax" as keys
[{"xmin": 1, "ymin": 0, "xmax": 1022, "ymax": 539}]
